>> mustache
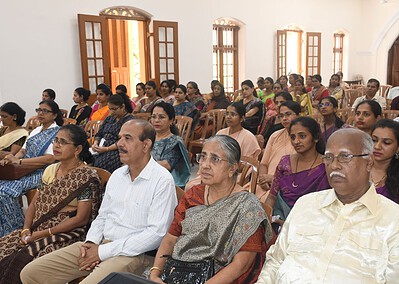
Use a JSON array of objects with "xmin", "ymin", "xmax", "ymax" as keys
[
  {"xmin": 118, "ymin": 147, "xmax": 128, "ymax": 154},
  {"xmin": 329, "ymin": 171, "xmax": 346, "ymax": 178}
]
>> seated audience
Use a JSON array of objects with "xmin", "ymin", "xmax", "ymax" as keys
[
  {"xmin": 236, "ymin": 80, "xmax": 264, "ymax": 135},
  {"xmin": 292, "ymin": 79, "xmax": 312, "ymax": 115},
  {"xmin": 41, "ymin": 89, "xmax": 56, "ymax": 101},
  {"xmin": 371, "ymin": 119, "xmax": 399, "ymax": 203},
  {"xmin": 21, "ymin": 120, "xmax": 177, "ymax": 283},
  {"xmin": 310, "ymin": 74, "xmax": 329, "ymax": 108},
  {"xmin": 318, "ymin": 96, "xmax": 345, "ymax": 143},
  {"xmin": 277, "ymin": 75, "xmax": 289, "ymax": 92},
  {"xmin": 352, "ymin": 78, "xmax": 386, "ymax": 110},
  {"xmin": 173, "ymin": 84, "xmax": 198, "ymax": 120},
  {"xmin": 159, "ymin": 80, "xmax": 175, "ymax": 104},
  {"xmin": 186, "ymin": 81, "xmax": 205, "ymax": 112},
  {"xmin": 92, "ymin": 93, "xmax": 134, "ymax": 173},
  {"xmin": 354, "ymin": 100, "xmax": 382, "ymax": 135},
  {"xmin": 134, "ymin": 81, "xmax": 163, "ymax": 113},
  {"xmin": 149, "ymin": 135, "xmax": 273, "ymax": 284},
  {"xmin": 305, "ymin": 75, "xmax": 313, "ymax": 92},
  {"xmin": 272, "ymin": 82, "xmax": 284, "ymax": 95},
  {"xmin": 0, "ymin": 102, "xmax": 28, "ymax": 159},
  {"xmin": 336, "ymin": 71, "xmax": 349, "ymax": 90},
  {"xmin": 256, "ymin": 128, "xmax": 399, "ymax": 283},
  {"xmin": 0, "ymin": 100, "xmax": 63, "ymax": 237},
  {"xmin": 287, "ymin": 73, "xmax": 299, "ymax": 93},
  {"xmin": 115, "ymin": 84, "xmax": 135, "ymax": 110},
  {"xmin": 69, "ymin": 87, "xmax": 92, "ymax": 127},
  {"xmin": 259, "ymin": 77, "xmax": 275, "ymax": 110},
  {"xmin": 327, "ymin": 74, "xmax": 344, "ymax": 108},
  {"xmin": 257, "ymin": 101, "xmax": 300, "ymax": 199},
  {"xmin": 0, "ymin": 125, "xmax": 101, "ymax": 282},
  {"xmin": 131, "ymin": 83, "xmax": 146, "ymax": 110},
  {"xmin": 89, "ymin": 83, "xmax": 111, "ymax": 121},
  {"xmin": 265, "ymin": 117, "xmax": 330, "ymax": 222},
  {"xmin": 150, "ymin": 102, "xmax": 190, "ymax": 188}
]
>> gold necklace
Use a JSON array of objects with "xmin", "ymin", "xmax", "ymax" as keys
[
  {"xmin": 370, "ymin": 173, "xmax": 387, "ymax": 187},
  {"xmin": 292, "ymin": 154, "xmax": 319, "ymax": 188}
]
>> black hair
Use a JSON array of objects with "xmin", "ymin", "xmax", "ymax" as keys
[
  {"xmin": 61, "ymin": 124, "xmax": 93, "ymax": 164},
  {"xmin": 274, "ymin": 92, "xmax": 293, "ymax": 102},
  {"xmin": 0, "ymin": 102, "xmax": 26, "ymax": 126},
  {"xmin": 74, "ymin": 87, "xmax": 91, "ymax": 102},
  {"xmin": 40, "ymin": 100, "xmax": 64, "ymax": 126},
  {"xmin": 150, "ymin": 101, "xmax": 179, "ymax": 135},
  {"xmin": 241, "ymin": 80, "xmax": 258, "ymax": 97},
  {"xmin": 160, "ymin": 80, "xmax": 173, "ymax": 94},
  {"xmin": 168, "ymin": 79, "xmax": 177, "ymax": 92},
  {"xmin": 108, "ymin": 93, "xmax": 133, "ymax": 113},
  {"xmin": 265, "ymin": 77, "xmax": 274, "ymax": 84},
  {"xmin": 116, "ymin": 84, "xmax": 128, "ymax": 94},
  {"xmin": 355, "ymin": 100, "xmax": 382, "ymax": 118},
  {"xmin": 96, "ymin": 83, "xmax": 112, "ymax": 96},
  {"xmin": 372, "ymin": 119, "xmax": 399, "ymax": 201},
  {"xmin": 136, "ymin": 120, "xmax": 157, "ymax": 150},
  {"xmin": 368, "ymin": 78, "xmax": 380, "ymax": 89},
  {"xmin": 319, "ymin": 96, "xmax": 344, "ymax": 129},
  {"xmin": 43, "ymin": 89, "xmax": 56, "ymax": 100},
  {"xmin": 229, "ymin": 102, "xmax": 246, "ymax": 118},
  {"xmin": 136, "ymin": 82, "xmax": 145, "ymax": 91},
  {"xmin": 312, "ymin": 74, "xmax": 322, "ymax": 83},
  {"xmin": 279, "ymin": 101, "xmax": 301, "ymax": 115},
  {"xmin": 187, "ymin": 81, "xmax": 201, "ymax": 95},
  {"xmin": 289, "ymin": 116, "xmax": 325, "ymax": 154},
  {"xmin": 294, "ymin": 79, "xmax": 307, "ymax": 94},
  {"xmin": 176, "ymin": 84, "xmax": 187, "ymax": 94},
  {"xmin": 145, "ymin": 81, "xmax": 160, "ymax": 97},
  {"xmin": 212, "ymin": 82, "xmax": 226, "ymax": 99}
]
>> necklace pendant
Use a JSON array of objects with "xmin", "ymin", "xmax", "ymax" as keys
[{"xmin": 292, "ymin": 181, "xmax": 299, "ymax": 188}]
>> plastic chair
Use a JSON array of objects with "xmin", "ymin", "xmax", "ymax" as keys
[
  {"xmin": 60, "ymin": 109, "xmax": 69, "ymax": 118},
  {"xmin": 134, "ymin": 113, "xmax": 151, "ymax": 120},
  {"xmin": 238, "ymin": 156, "xmax": 260, "ymax": 194},
  {"xmin": 85, "ymin": 120, "xmax": 102, "ymax": 145},
  {"xmin": 25, "ymin": 116, "xmax": 40, "ymax": 133},
  {"xmin": 382, "ymin": 110, "xmax": 399, "ymax": 120},
  {"xmin": 175, "ymin": 116, "xmax": 193, "ymax": 148},
  {"xmin": 63, "ymin": 118, "xmax": 77, "ymax": 125},
  {"xmin": 379, "ymin": 85, "xmax": 392, "ymax": 98}
]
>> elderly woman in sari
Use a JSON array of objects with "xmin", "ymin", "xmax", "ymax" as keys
[
  {"xmin": 265, "ymin": 117, "xmax": 330, "ymax": 224},
  {"xmin": 150, "ymin": 101, "xmax": 191, "ymax": 188},
  {"xmin": 0, "ymin": 100, "xmax": 64, "ymax": 237},
  {"xmin": 0, "ymin": 102, "xmax": 28, "ymax": 159},
  {"xmin": 0, "ymin": 124, "xmax": 101, "ymax": 283},
  {"xmin": 149, "ymin": 135, "xmax": 273, "ymax": 284},
  {"xmin": 92, "ymin": 93, "xmax": 134, "ymax": 173},
  {"xmin": 89, "ymin": 83, "xmax": 111, "ymax": 121}
]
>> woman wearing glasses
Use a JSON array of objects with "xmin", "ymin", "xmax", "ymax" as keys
[
  {"xmin": 91, "ymin": 93, "xmax": 133, "ymax": 173},
  {"xmin": 318, "ymin": 96, "xmax": 345, "ymax": 143},
  {"xmin": 149, "ymin": 135, "xmax": 273, "ymax": 284},
  {"xmin": 150, "ymin": 101, "xmax": 190, "ymax": 188},
  {"xmin": 370, "ymin": 119, "xmax": 399, "ymax": 203},
  {"xmin": 265, "ymin": 117, "xmax": 330, "ymax": 225},
  {"xmin": 0, "ymin": 100, "xmax": 63, "ymax": 237},
  {"xmin": 0, "ymin": 124, "xmax": 101, "ymax": 282}
]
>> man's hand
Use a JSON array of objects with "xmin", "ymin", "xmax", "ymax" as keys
[{"xmin": 78, "ymin": 242, "xmax": 101, "ymax": 271}]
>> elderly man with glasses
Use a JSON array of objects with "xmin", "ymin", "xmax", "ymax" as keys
[{"xmin": 256, "ymin": 128, "xmax": 399, "ymax": 283}]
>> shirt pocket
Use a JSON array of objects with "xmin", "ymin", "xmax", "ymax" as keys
[{"xmin": 287, "ymin": 225, "xmax": 324, "ymax": 253}]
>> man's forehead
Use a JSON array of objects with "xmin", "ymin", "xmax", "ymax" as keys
[{"xmin": 326, "ymin": 134, "xmax": 362, "ymax": 153}]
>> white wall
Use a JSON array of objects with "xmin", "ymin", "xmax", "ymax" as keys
[{"xmin": 0, "ymin": 0, "xmax": 398, "ymax": 119}]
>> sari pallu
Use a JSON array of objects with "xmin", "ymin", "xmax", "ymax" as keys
[
  {"xmin": 0, "ymin": 128, "xmax": 28, "ymax": 151},
  {"xmin": 0, "ymin": 166, "xmax": 101, "ymax": 284},
  {"xmin": 172, "ymin": 191, "xmax": 273, "ymax": 274}
]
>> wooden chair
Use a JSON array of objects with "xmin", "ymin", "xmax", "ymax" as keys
[
  {"xmin": 63, "ymin": 118, "xmax": 77, "ymax": 125},
  {"xmin": 60, "ymin": 109, "xmax": 69, "ymax": 118},
  {"xmin": 25, "ymin": 116, "xmax": 40, "ymax": 133},
  {"xmin": 346, "ymin": 115, "xmax": 356, "ymax": 126},
  {"xmin": 91, "ymin": 167, "xmax": 111, "ymax": 190},
  {"xmin": 175, "ymin": 116, "xmax": 193, "ymax": 148},
  {"xmin": 344, "ymin": 89, "xmax": 362, "ymax": 107},
  {"xmin": 336, "ymin": 107, "xmax": 353, "ymax": 122},
  {"xmin": 382, "ymin": 110, "xmax": 399, "ymax": 119},
  {"xmin": 379, "ymin": 85, "xmax": 392, "ymax": 98},
  {"xmin": 133, "ymin": 113, "xmax": 151, "ymax": 120},
  {"xmin": 85, "ymin": 120, "xmax": 102, "ymax": 145},
  {"xmin": 238, "ymin": 156, "xmax": 260, "ymax": 194}
]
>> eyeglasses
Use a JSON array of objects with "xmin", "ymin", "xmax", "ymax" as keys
[
  {"xmin": 318, "ymin": 102, "xmax": 332, "ymax": 108},
  {"xmin": 150, "ymin": 114, "xmax": 169, "ymax": 120},
  {"xmin": 321, "ymin": 153, "xmax": 369, "ymax": 164},
  {"xmin": 196, "ymin": 153, "xmax": 229, "ymax": 165},
  {"xmin": 35, "ymin": 108, "xmax": 53, "ymax": 114},
  {"xmin": 278, "ymin": 111, "xmax": 295, "ymax": 119},
  {"xmin": 52, "ymin": 137, "xmax": 75, "ymax": 146}
]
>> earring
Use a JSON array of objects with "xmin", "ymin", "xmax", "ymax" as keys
[
  {"xmin": 13, "ymin": 118, "xmax": 17, "ymax": 121},
  {"xmin": 395, "ymin": 152, "xmax": 399, "ymax": 160}
]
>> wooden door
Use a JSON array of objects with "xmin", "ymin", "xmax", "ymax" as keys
[
  {"xmin": 108, "ymin": 19, "xmax": 130, "ymax": 93},
  {"xmin": 78, "ymin": 14, "xmax": 111, "ymax": 93},
  {"xmin": 387, "ymin": 37, "xmax": 399, "ymax": 87},
  {"xmin": 277, "ymin": 30, "xmax": 287, "ymax": 78},
  {"xmin": 306, "ymin": 32, "xmax": 321, "ymax": 76}
]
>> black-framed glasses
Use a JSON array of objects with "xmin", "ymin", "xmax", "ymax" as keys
[
  {"xmin": 196, "ymin": 153, "xmax": 229, "ymax": 165},
  {"xmin": 35, "ymin": 108, "xmax": 53, "ymax": 114},
  {"xmin": 321, "ymin": 153, "xmax": 369, "ymax": 164},
  {"xmin": 52, "ymin": 137, "xmax": 75, "ymax": 146}
]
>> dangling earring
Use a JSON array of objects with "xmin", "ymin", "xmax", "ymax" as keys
[{"xmin": 395, "ymin": 152, "xmax": 399, "ymax": 160}]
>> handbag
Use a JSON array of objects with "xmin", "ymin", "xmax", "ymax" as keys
[{"xmin": 161, "ymin": 257, "xmax": 214, "ymax": 284}]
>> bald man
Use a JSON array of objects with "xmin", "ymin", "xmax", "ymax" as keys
[{"xmin": 256, "ymin": 128, "xmax": 399, "ymax": 283}]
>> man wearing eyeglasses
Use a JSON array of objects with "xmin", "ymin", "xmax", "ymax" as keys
[
  {"xmin": 351, "ymin": 78, "xmax": 386, "ymax": 110},
  {"xmin": 256, "ymin": 128, "xmax": 399, "ymax": 283}
]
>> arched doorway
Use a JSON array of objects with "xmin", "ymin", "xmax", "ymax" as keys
[{"xmin": 387, "ymin": 36, "xmax": 399, "ymax": 87}]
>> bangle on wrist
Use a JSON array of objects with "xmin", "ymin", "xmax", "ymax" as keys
[
  {"xmin": 19, "ymin": 158, "xmax": 22, "ymax": 165},
  {"xmin": 20, "ymin": 228, "xmax": 30, "ymax": 236},
  {"xmin": 149, "ymin": 266, "xmax": 162, "ymax": 274},
  {"xmin": 48, "ymin": 228, "xmax": 53, "ymax": 236}
]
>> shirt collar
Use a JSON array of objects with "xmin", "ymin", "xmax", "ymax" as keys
[
  {"xmin": 319, "ymin": 184, "xmax": 378, "ymax": 216},
  {"xmin": 123, "ymin": 157, "xmax": 155, "ymax": 181}
]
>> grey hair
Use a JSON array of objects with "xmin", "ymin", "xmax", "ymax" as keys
[
  {"xmin": 329, "ymin": 128, "xmax": 373, "ymax": 159},
  {"xmin": 361, "ymin": 131, "xmax": 374, "ymax": 155},
  {"xmin": 203, "ymin": 135, "xmax": 241, "ymax": 178}
]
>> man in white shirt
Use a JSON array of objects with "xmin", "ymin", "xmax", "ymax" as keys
[
  {"xmin": 21, "ymin": 119, "xmax": 178, "ymax": 284},
  {"xmin": 256, "ymin": 128, "xmax": 399, "ymax": 283},
  {"xmin": 352, "ymin": 78, "xmax": 386, "ymax": 110}
]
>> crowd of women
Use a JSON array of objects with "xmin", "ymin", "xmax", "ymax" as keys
[{"xmin": 0, "ymin": 71, "xmax": 398, "ymax": 283}]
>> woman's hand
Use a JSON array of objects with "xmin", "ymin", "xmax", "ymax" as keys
[
  {"xmin": 0, "ymin": 154, "xmax": 19, "ymax": 165},
  {"xmin": 24, "ymin": 231, "xmax": 45, "ymax": 244},
  {"xmin": 258, "ymin": 174, "xmax": 273, "ymax": 190},
  {"xmin": 92, "ymin": 145, "xmax": 108, "ymax": 154},
  {"xmin": 19, "ymin": 229, "xmax": 32, "ymax": 245}
]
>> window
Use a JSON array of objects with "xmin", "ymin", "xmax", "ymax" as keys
[
  {"xmin": 306, "ymin": 32, "xmax": 321, "ymax": 76},
  {"xmin": 333, "ymin": 33, "xmax": 344, "ymax": 74},
  {"xmin": 213, "ymin": 19, "xmax": 239, "ymax": 92}
]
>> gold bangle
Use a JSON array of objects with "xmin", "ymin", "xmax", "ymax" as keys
[
  {"xmin": 149, "ymin": 266, "xmax": 162, "ymax": 273},
  {"xmin": 20, "ymin": 228, "xmax": 30, "ymax": 236},
  {"xmin": 48, "ymin": 228, "xmax": 53, "ymax": 236}
]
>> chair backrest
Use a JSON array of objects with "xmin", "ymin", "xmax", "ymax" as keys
[
  {"xmin": 63, "ymin": 118, "xmax": 77, "ymax": 125},
  {"xmin": 238, "ymin": 156, "xmax": 259, "ymax": 194},
  {"xmin": 346, "ymin": 115, "xmax": 356, "ymax": 126},
  {"xmin": 379, "ymin": 85, "xmax": 392, "ymax": 98},
  {"xmin": 91, "ymin": 167, "xmax": 111, "ymax": 190},
  {"xmin": 175, "ymin": 115, "xmax": 193, "ymax": 148},
  {"xmin": 336, "ymin": 107, "xmax": 353, "ymax": 122},
  {"xmin": 85, "ymin": 120, "xmax": 102, "ymax": 145},
  {"xmin": 382, "ymin": 110, "xmax": 399, "ymax": 119},
  {"xmin": 345, "ymin": 89, "xmax": 362, "ymax": 107},
  {"xmin": 206, "ymin": 109, "xmax": 227, "ymax": 136},
  {"xmin": 134, "ymin": 113, "xmax": 151, "ymax": 120},
  {"xmin": 60, "ymin": 109, "xmax": 69, "ymax": 118},
  {"xmin": 387, "ymin": 86, "xmax": 399, "ymax": 100},
  {"xmin": 25, "ymin": 116, "xmax": 40, "ymax": 133}
]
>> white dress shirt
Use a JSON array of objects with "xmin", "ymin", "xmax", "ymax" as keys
[
  {"xmin": 256, "ymin": 185, "xmax": 399, "ymax": 284},
  {"xmin": 85, "ymin": 157, "xmax": 178, "ymax": 260},
  {"xmin": 352, "ymin": 95, "xmax": 387, "ymax": 110}
]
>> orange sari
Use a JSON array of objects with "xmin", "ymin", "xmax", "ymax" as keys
[{"xmin": 90, "ymin": 105, "xmax": 109, "ymax": 121}]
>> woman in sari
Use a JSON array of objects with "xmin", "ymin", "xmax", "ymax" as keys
[
  {"xmin": 292, "ymin": 79, "xmax": 313, "ymax": 115},
  {"xmin": 370, "ymin": 119, "xmax": 399, "ymax": 203},
  {"xmin": 92, "ymin": 93, "xmax": 134, "ymax": 173},
  {"xmin": 258, "ymin": 77, "xmax": 274, "ymax": 106},
  {"xmin": 277, "ymin": 75, "xmax": 289, "ymax": 92},
  {"xmin": 89, "ymin": 84, "xmax": 111, "ymax": 121},
  {"xmin": 265, "ymin": 117, "xmax": 330, "ymax": 223},
  {"xmin": 327, "ymin": 74, "xmax": 344, "ymax": 108},
  {"xmin": 310, "ymin": 74, "xmax": 329, "ymax": 108},
  {"xmin": 134, "ymin": 81, "xmax": 163, "ymax": 113},
  {"xmin": 69, "ymin": 87, "xmax": 92, "ymax": 127},
  {"xmin": 354, "ymin": 100, "xmax": 382, "ymax": 135},
  {"xmin": 186, "ymin": 81, "xmax": 205, "ymax": 112},
  {"xmin": 257, "ymin": 101, "xmax": 301, "ymax": 201},
  {"xmin": 318, "ymin": 96, "xmax": 345, "ymax": 143},
  {"xmin": 173, "ymin": 84, "xmax": 198, "ymax": 120},
  {"xmin": 149, "ymin": 135, "xmax": 273, "ymax": 284},
  {"xmin": 160, "ymin": 80, "xmax": 175, "ymax": 104},
  {"xmin": 237, "ymin": 80, "xmax": 264, "ymax": 135},
  {"xmin": 150, "ymin": 102, "xmax": 190, "ymax": 188},
  {"xmin": 0, "ymin": 100, "xmax": 64, "ymax": 237},
  {"xmin": 287, "ymin": 73, "xmax": 299, "ymax": 93},
  {"xmin": 0, "ymin": 124, "xmax": 101, "ymax": 283},
  {"xmin": 0, "ymin": 102, "xmax": 28, "ymax": 159},
  {"xmin": 131, "ymin": 83, "xmax": 146, "ymax": 111}
]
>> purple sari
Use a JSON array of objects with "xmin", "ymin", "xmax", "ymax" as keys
[
  {"xmin": 376, "ymin": 185, "xmax": 399, "ymax": 203},
  {"xmin": 270, "ymin": 155, "xmax": 330, "ymax": 208}
]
